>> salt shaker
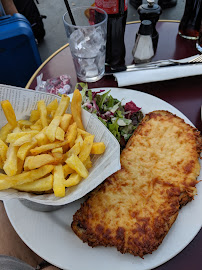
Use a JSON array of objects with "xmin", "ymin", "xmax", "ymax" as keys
[{"xmin": 132, "ymin": 20, "xmax": 154, "ymax": 63}]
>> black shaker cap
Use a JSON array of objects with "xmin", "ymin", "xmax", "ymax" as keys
[{"xmin": 139, "ymin": 20, "xmax": 153, "ymax": 35}]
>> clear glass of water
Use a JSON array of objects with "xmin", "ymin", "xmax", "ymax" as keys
[{"xmin": 63, "ymin": 6, "xmax": 108, "ymax": 83}]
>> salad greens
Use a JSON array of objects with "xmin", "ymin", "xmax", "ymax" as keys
[{"xmin": 76, "ymin": 83, "xmax": 144, "ymax": 149}]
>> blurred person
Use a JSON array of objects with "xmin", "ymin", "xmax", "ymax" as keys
[
  {"xmin": 130, "ymin": 0, "xmax": 177, "ymax": 9},
  {"xmin": 0, "ymin": 0, "xmax": 18, "ymax": 16}
]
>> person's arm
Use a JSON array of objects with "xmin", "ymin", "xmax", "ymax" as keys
[{"xmin": 1, "ymin": 0, "xmax": 18, "ymax": 15}]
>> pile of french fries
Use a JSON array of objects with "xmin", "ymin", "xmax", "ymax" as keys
[{"xmin": 0, "ymin": 89, "xmax": 105, "ymax": 197}]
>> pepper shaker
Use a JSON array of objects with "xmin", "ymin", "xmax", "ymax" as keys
[
  {"xmin": 132, "ymin": 20, "xmax": 154, "ymax": 63},
  {"xmin": 137, "ymin": 0, "xmax": 162, "ymax": 52}
]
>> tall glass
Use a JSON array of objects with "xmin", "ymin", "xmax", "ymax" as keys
[
  {"xmin": 178, "ymin": 0, "xmax": 202, "ymax": 40},
  {"xmin": 63, "ymin": 6, "xmax": 107, "ymax": 83}
]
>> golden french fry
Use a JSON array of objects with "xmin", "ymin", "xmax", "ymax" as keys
[
  {"xmin": 53, "ymin": 164, "xmax": 65, "ymax": 197},
  {"xmin": 24, "ymin": 154, "xmax": 55, "ymax": 170},
  {"xmin": 71, "ymin": 89, "xmax": 85, "ymax": 130},
  {"xmin": 35, "ymin": 131, "xmax": 49, "ymax": 146},
  {"xmin": 64, "ymin": 142, "xmax": 81, "ymax": 160},
  {"xmin": 91, "ymin": 142, "xmax": 106, "ymax": 154},
  {"xmin": 55, "ymin": 127, "xmax": 65, "ymax": 141},
  {"xmin": 30, "ymin": 119, "xmax": 43, "ymax": 131},
  {"xmin": 0, "ymin": 123, "xmax": 13, "ymax": 142},
  {"xmin": 60, "ymin": 114, "xmax": 72, "ymax": 132},
  {"xmin": 78, "ymin": 135, "xmax": 94, "ymax": 162},
  {"xmin": 66, "ymin": 122, "xmax": 77, "ymax": 148},
  {"xmin": 77, "ymin": 128, "xmax": 91, "ymax": 138},
  {"xmin": 0, "ymin": 157, "xmax": 3, "ymax": 170},
  {"xmin": 66, "ymin": 154, "xmax": 88, "ymax": 178},
  {"xmin": 51, "ymin": 153, "xmax": 64, "ymax": 166},
  {"xmin": 6, "ymin": 131, "xmax": 38, "ymax": 144},
  {"xmin": 13, "ymin": 174, "xmax": 53, "ymax": 192},
  {"xmin": 18, "ymin": 120, "xmax": 32, "ymax": 127},
  {"xmin": 29, "ymin": 109, "xmax": 40, "ymax": 122},
  {"xmin": 45, "ymin": 116, "xmax": 61, "ymax": 142},
  {"xmin": 1, "ymin": 100, "xmax": 17, "ymax": 128},
  {"xmin": 30, "ymin": 140, "xmax": 69, "ymax": 155},
  {"xmin": 46, "ymin": 99, "xmax": 58, "ymax": 115},
  {"xmin": 3, "ymin": 144, "xmax": 18, "ymax": 176},
  {"xmin": 0, "ymin": 165, "xmax": 54, "ymax": 190},
  {"xmin": 75, "ymin": 134, "xmax": 84, "ymax": 146},
  {"xmin": 83, "ymin": 156, "xmax": 92, "ymax": 169},
  {"xmin": 54, "ymin": 94, "xmax": 70, "ymax": 117},
  {"xmin": 37, "ymin": 100, "xmax": 48, "ymax": 128},
  {"xmin": 17, "ymin": 140, "xmax": 38, "ymax": 161},
  {"xmin": 0, "ymin": 139, "xmax": 8, "ymax": 162},
  {"xmin": 13, "ymin": 134, "xmax": 33, "ymax": 146},
  {"xmin": 16, "ymin": 158, "xmax": 24, "ymax": 174},
  {"xmin": 64, "ymin": 173, "xmax": 82, "ymax": 187},
  {"xmin": 63, "ymin": 164, "xmax": 75, "ymax": 178},
  {"xmin": 52, "ymin": 147, "xmax": 63, "ymax": 154}
]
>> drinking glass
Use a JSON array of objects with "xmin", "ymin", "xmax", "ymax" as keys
[{"xmin": 63, "ymin": 6, "xmax": 108, "ymax": 83}]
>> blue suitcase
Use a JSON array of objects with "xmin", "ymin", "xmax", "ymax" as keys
[{"xmin": 0, "ymin": 13, "xmax": 42, "ymax": 87}]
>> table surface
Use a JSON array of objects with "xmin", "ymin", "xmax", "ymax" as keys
[{"xmin": 15, "ymin": 21, "xmax": 202, "ymax": 269}]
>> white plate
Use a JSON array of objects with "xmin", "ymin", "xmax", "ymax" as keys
[{"xmin": 4, "ymin": 88, "xmax": 202, "ymax": 270}]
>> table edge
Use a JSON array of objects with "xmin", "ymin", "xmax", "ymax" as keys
[{"xmin": 25, "ymin": 43, "xmax": 69, "ymax": 89}]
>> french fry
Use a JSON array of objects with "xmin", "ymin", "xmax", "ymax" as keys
[
  {"xmin": 91, "ymin": 142, "xmax": 106, "ymax": 154},
  {"xmin": 64, "ymin": 142, "xmax": 81, "ymax": 160},
  {"xmin": 18, "ymin": 120, "xmax": 32, "ymax": 127},
  {"xmin": 13, "ymin": 174, "xmax": 53, "ymax": 192},
  {"xmin": 64, "ymin": 173, "xmax": 82, "ymax": 187},
  {"xmin": 24, "ymin": 154, "xmax": 55, "ymax": 170},
  {"xmin": 77, "ymin": 128, "xmax": 91, "ymax": 138},
  {"xmin": 66, "ymin": 154, "xmax": 88, "ymax": 178},
  {"xmin": 29, "ymin": 109, "xmax": 40, "ymax": 122},
  {"xmin": 13, "ymin": 134, "xmax": 33, "ymax": 146},
  {"xmin": 66, "ymin": 122, "xmax": 77, "ymax": 148},
  {"xmin": 0, "ymin": 139, "xmax": 8, "ymax": 162},
  {"xmin": 30, "ymin": 140, "xmax": 69, "ymax": 155},
  {"xmin": 1, "ymin": 100, "xmax": 17, "ymax": 128},
  {"xmin": 63, "ymin": 164, "xmax": 75, "ymax": 178},
  {"xmin": 17, "ymin": 140, "xmax": 38, "ymax": 161},
  {"xmin": 83, "ymin": 156, "xmax": 92, "ymax": 169},
  {"xmin": 60, "ymin": 114, "xmax": 72, "ymax": 132},
  {"xmin": 3, "ymin": 144, "xmax": 18, "ymax": 176},
  {"xmin": 30, "ymin": 119, "xmax": 43, "ymax": 131},
  {"xmin": 54, "ymin": 94, "xmax": 70, "ymax": 117},
  {"xmin": 37, "ymin": 100, "xmax": 48, "ymax": 128},
  {"xmin": 55, "ymin": 127, "xmax": 65, "ymax": 141},
  {"xmin": 71, "ymin": 89, "xmax": 85, "ymax": 130},
  {"xmin": 75, "ymin": 134, "xmax": 84, "ymax": 146},
  {"xmin": 16, "ymin": 158, "xmax": 24, "ymax": 174},
  {"xmin": 45, "ymin": 116, "xmax": 61, "ymax": 142},
  {"xmin": 53, "ymin": 164, "xmax": 65, "ymax": 197},
  {"xmin": 79, "ymin": 135, "xmax": 94, "ymax": 162},
  {"xmin": 0, "ymin": 123, "xmax": 13, "ymax": 142},
  {"xmin": 35, "ymin": 131, "xmax": 49, "ymax": 146},
  {"xmin": 46, "ymin": 99, "xmax": 58, "ymax": 115},
  {"xmin": 0, "ymin": 157, "xmax": 3, "ymax": 170},
  {"xmin": 0, "ymin": 165, "xmax": 54, "ymax": 190},
  {"xmin": 52, "ymin": 147, "xmax": 63, "ymax": 154},
  {"xmin": 6, "ymin": 131, "xmax": 38, "ymax": 144}
]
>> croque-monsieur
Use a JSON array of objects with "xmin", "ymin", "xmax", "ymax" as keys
[{"xmin": 72, "ymin": 111, "xmax": 202, "ymax": 257}]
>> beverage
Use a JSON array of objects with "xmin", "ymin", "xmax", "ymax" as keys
[
  {"xmin": 196, "ymin": 20, "xmax": 202, "ymax": 51},
  {"xmin": 95, "ymin": 0, "xmax": 128, "ymax": 68},
  {"xmin": 70, "ymin": 27, "xmax": 106, "ymax": 82},
  {"xmin": 63, "ymin": 6, "xmax": 107, "ymax": 83},
  {"xmin": 179, "ymin": 0, "xmax": 202, "ymax": 40}
]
